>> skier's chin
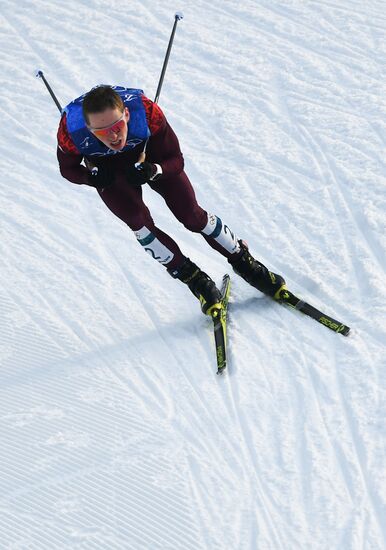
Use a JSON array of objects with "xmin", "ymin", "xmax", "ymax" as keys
[{"xmin": 109, "ymin": 138, "xmax": 124, "ymax": 150}]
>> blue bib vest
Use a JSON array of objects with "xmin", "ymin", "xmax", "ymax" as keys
[{"xmin": 64, "ymin": 86, "xmax": 150, "ymax": 156}]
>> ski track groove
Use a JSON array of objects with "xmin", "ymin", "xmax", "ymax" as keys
[
  {"xmin": 44, "ymin": 481, "xmax": 153, "ymax": 545},
  {"xmin": 293, "ymin": 351, "xmax": 361, "ymax": 546},
  {"xmin": 4, "ymin": 465, "xmax": 195, "ymax": 548},
  {"xmin": 0, "ymin": 507, "xmax": 66, "ymax": 548},
  {"xmin": 155, "ymin": 314, "xmax": 259, "ymax": 476},
  {"xmin": 227, "ymin": 288, "xmax": 379, "ymax": 549},
  {"xmin": 104, "ymin": 232, "xmax": 289, "ymax": 546},
  {"xmin": 0, "ymin": 11, "xmax": 48, "ymax": 74},
  {"xmin": 261, "ymin": 2, "xmax": 385, "ymax": 70},
  {"xmin": 304, "ymin": 125, "xmax": 386, "ymax": 278},
  {"xmin": 4, "ymin": 501, "xmax": 78, "ymax": 545},
  {"xmin": 270, "ymin": 77, "xmax": 386, "ymax": 345},
  {"xmin": 229, "ymin": 410, "xmax": 288, "ymax": 549},
  {"xmin": 97, "ymin": 480, "xmax": 200, "ymax": 548},
  {"xmin": 328, "ymin": 345, "xmax": 386, "ymax": 547},
  {"xmin": 89, "ymin": 232, "xmax": 264, "ymax": 540},
  {"xmin": 257, "ymin": 21, "xmax": 380, "ymax": 86},
  {"xmin": 304, "ymin": 363, "xmax": 358, "ymax": 506},
  {"xmin": 221, "ymin": 341, "xmax": 289, "ymax": 549},
  {"xmin": 0, "ymin": 296, "xmax": 204, "ymax": 549},
  {"xmin": 210, "ymin": 0, "xmax": 383, "ymax": 86},
  {"xmin": 290, "ymin": 122, "xmax": 367, "ymax": 283},
  {"xmin": 315, "ymin": 0, "xmax": 386, "ymax": 25},
  {"xmin": 173, "ymin": 302, "xmax": 294, "ymax": 546}
]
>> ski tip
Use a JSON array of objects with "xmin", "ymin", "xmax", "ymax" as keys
[
  {"xmin": 217, "ymin": 366, "xmax": 226, "ymax": 376},
  {"xmin": 221, "ymin": 273, "xmax": 231, "ymax": 288}
]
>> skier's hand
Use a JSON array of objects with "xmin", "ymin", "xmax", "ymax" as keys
[
  {"xmin": 87, "ymin": 163, "xmax": 115, "ymax": 188},
  {"xmin": 126, "ymin": 162, "xmax": 157, "ymax": 186}
]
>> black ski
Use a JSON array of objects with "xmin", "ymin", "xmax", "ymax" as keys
[
  {"xmin": 277, "ymin": 288, "xmax": 350, "ymax": 336},
  {"xmin": 211, "ymin": 274, "xmax": 231, "ymax": 375}
]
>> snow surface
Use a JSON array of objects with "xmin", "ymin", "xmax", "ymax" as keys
[{"xmin": 1, "ymin": 0, "xmax": 386, "ymax": 548}]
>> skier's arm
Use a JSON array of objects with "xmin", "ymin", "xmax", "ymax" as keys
[
  {"xmin": 57, "ymin": 147, "xmax": 91, "ymax": 185},
  {"xmin": 143, "ymin": 97, "xmax": 184, "ymax": 178},
  {"xmin": 148, "ymin": 119, "xmax": 185, "ymax": 178},
  {"xmin": 56, "ymin": 113, "xmax": 92, "ymax": 185}
]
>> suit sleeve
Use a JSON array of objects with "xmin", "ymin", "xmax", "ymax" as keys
[
  {"xmin": 143, "ymin": 97, "xmax": 185, "ymax": 179},
  {"xmin": 57, "ymin": 147, "xmax": 91, "ymax": 185},
  {"xmin": 148, "ymin": 120, "xmax": 185, "ymax": 178},
  {"xmin": 57, "ymin": 113, "xmax": 91, "ymax": 185}
]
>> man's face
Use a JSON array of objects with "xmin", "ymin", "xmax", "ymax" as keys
[{"xmin": 87, "ymin": 107, "xmax": 130, "ymax": 151}]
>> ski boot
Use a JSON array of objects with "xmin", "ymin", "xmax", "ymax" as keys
[
  {"xmin": 168, "ymin": 258, "xmax": 222, "ymax": 315},
  {"xmin": 228, "ymin": 240, "xmax": 286, "ymax": 300}
]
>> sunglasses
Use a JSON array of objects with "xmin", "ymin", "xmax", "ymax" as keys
[{"xmin": 88, "ymin": 112, "xmax": 126, "ymax": 138}]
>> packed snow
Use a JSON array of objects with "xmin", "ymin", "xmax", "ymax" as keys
[{"xmin": 1, "ymin": 1, "xmax": 386, "ymax": 548}]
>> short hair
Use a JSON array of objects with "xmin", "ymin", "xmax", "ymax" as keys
[{"xmin": 82, "ymin": 85, "xmax": 124, "ymax": 124}]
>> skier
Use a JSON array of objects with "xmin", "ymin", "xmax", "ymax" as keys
[{"xmin": 57, "ymin": 84, "xmax": 286, "ymax": 314}]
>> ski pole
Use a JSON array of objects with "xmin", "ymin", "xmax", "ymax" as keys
[
  {"xmin": 154, "ymin": 11, "xmax": 184, "ymax": 104},
  {"xmin": 137, "ymin": 12, "xmax": 184, "ymax": 164},
  {"xmin": 35, "ymin": 70, "xmax": 63, "ymax": 114}
]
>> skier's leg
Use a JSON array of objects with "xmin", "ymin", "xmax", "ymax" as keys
[
  {"xmin": 150, "ymin": 172, "xmax": 239, "ymax": 257},
  {"xmin": 151, "ymin": 173, "xmax": 286, "ymax": 298},
  {"xmin": 97, "ymin": 182, "xmax": 184, "ymax": 269},
  {"xmin": 97, "ymin": 181, "xmax": 221, "ymax": 313},
  {"xmin": 200, "ymin": 211, "xmax": 286, "ymax": 297},
  {"xmin": 167, "ymin": 259, "xmax": 222, "ymax": 315},
  {"xmin": 228, "ymin": 240, "xmax": 286, "ymax": 299}
]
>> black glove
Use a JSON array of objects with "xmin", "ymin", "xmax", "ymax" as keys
[
  {"xmin": 87, "ymin": 163, "xmax": 115, "ymax": 189},
  {"xmin": 126, "ymin": 162, "xmax": 157, "ymax": 186}
]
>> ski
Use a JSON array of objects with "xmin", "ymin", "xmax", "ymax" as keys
[
  {"xmin": 276, "ymin": 288, "xmax": 350, "ymax": 336},
  {"xmin": 211, "ymin": 274, "xmax": 231, "ymax": 375}
]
